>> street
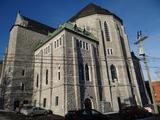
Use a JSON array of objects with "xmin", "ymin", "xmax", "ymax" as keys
[
  {"xmin": 0, "ymin": 111, "xmax": 160, "ymax": 120},
  {"xmin": 0, "ymin": 111, "xmax": 64, "ymax": 120},
  {"xmin": 0, "ymin": 115, "xmax": 10, "ymax": 120}
]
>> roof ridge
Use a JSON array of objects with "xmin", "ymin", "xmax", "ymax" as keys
[
  {"xmin": 20, "ymin": 15, "xmax": 55, "ymax": 30},
  {"xmin": 68, "ymin": 3, "xmax": 122, "ymax": 24},
  {"xmin": 35, "ymin": 22, "xmax": 98, "ymax": 51},
  {"xmin": 14, "ymin": 13, "xmax": 55, "ymax": 35}
]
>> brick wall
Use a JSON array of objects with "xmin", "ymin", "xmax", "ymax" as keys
[{"xmin": 152, "ymin": 81, "xmax": 160, "ymax": 104}]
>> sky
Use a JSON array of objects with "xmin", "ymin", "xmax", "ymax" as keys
[{"xmin": 0, "ymin": 0, "xmax": 160, "ymax": 80}]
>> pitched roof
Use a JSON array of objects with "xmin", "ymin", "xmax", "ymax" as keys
[
  {"xmin": 35, "ymin": 22, "xmax": 98, "ymax": 51},
  {"xmin": 18, "ymin": 14, "xmax": 55, "ymax": 35},
  {"xmin": 69, "ymin": 3, "xmax": 123, "ymax": 24}
]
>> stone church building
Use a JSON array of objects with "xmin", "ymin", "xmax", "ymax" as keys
[{"xmin": 0, "ymin": 3, "xmax": 149, "ymax": 115}]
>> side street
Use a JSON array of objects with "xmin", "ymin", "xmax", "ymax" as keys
[{"xmin": 0, "ymin": 110, "xmax": 160, "ymax": 120}]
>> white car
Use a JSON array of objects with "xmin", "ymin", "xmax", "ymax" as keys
[{"xmin": 20, "ymin": 106, "xmax": 51, "ymax": 116}]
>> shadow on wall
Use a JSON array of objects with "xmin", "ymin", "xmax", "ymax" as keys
[{"xmin": 77, "ymin": 39, "xmax": 85, "ymax": 109}]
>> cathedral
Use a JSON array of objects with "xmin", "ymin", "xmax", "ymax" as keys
[{"xmin": 0, "ymin": 3, "xmax": 149, "ymax": 115}]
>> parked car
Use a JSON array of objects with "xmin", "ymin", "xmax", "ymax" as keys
[
  {"xmin": 20, "ymin": 106, "xmax": 52, "ymax": 116},
  {"xmin": 143, "ymin": 105, "xmax": 154, "ymax": 113},
  {"xmin": 65, "ymin": 109, "xmax": 109, "ymax": 120},
  {"xmin": 119, "ymin": 106, "xmax": 154, "ymax": 120}
]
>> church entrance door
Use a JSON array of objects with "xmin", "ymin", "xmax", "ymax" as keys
[
  {"xmin": 14, "ymin": 100, "xmax": 20, "ymax": 111},
  {"xmin": 84, "ymin": 98, "xmax": 92, "ymax": 109}
]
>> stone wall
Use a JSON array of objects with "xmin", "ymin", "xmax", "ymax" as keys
[
  {"xmin": 3, "ymin": 24, "xmax": 48, "ymax": 110},
  {"xmin": 71, "ymin": 13, "xmax": 142, "ymax": 111}
]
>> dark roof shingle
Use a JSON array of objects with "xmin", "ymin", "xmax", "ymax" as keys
[
  {"xmin": 21, "ymin": 15, "xmax": 55, "ymax": 35},
  {"xmin": 69, "ymin": 3, "xmax": 123, "ymax": 24}
]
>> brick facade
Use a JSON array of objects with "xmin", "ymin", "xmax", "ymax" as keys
[{"xmin": 152, "ymin": 81, "xmax": 160, "ymax": 104}]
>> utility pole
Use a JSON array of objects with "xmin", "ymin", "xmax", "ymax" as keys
[{"xmin": 134, "ymin": 31, "xmax": 158, "ymax": 113}]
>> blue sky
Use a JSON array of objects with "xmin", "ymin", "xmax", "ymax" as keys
[{"xmin": 0, "ymin": 0, "xmax": 160, "ymax": 80}]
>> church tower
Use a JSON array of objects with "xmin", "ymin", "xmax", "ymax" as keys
[
  {"xmin": 1, "ymin": 12, "xmax": 54, "ymax": 110},
  {"xmin": 69, "ymin": 3, "xmax": 143, "ymax": 112}
]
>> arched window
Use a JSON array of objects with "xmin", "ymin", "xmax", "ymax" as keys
[
  {"xmin": 85, "ymin": 64, "xmax": 89, "ymax": 81},
  {"xmin": 110, "ymin": 65, "xmax": 118, "ymax": 82},
  {"xmin": 104, "ymin": 21, "xmax": 110, "ymax": 41},
  {"xmin": 79, "ymin": 64, "xmax": 84, "ymax": 81}
]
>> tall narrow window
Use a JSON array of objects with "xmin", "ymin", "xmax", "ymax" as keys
[
  {"xmin": 55, "ymin": 96, "xmax": 59, "ymax": 106},
  {"xmin": 58, "ymin": 72, "xmax": 60, "ymax": 80},
  {"xmin": 85, "ymin": 64, "xmax": 89, "ymax": 81},
  {"xmin": 22, "ymin": 69, "xmax": 25, "ymax": 76},
  {"xmin": 21, "ymin": 82, "xmax": 24, "ymax": 91},
  {"xmin": 76, "ymin": 38, "xmax": 79, "ymax": 48},
  {"xmin": 36, "ymin": 74, "xmax": 39, "ymax": 87},
  {"xmin": 43, "ymin": 98, "xmax": 46, "ymax": 107},
  {"xmin": 79, "ymin": 64, "xmax": 84, "ymax": 81},
  {"xmin": 46, "ymin": 69, "xmax": 48, "ymax": 85},
  {"xmin": 54, "ymin": 41, "xmax": 56, "ymax": 48},
  {"xmin": 107, "ymin": 49, "xmax": 113, "ymax": 55},
  {"xmin": 86, "ymin": 43, "xmax": 88, "ymax": 50},
  {"xmin": 57, "ymin": 39, "xmax": 59, "ymax": 47},
  {"xmin": 110, "ymin": 65, "xmax": 118, "ymax": 82},
  {"xmin": 107, "ymin": 49, "xmax": 110, "ymax": 55},
  {"xmin": 110, "ymin": 49, "xmax": 113, "ymax": 55},
  {"xmin": 80, "ymin": 41, "xmax": 82, "ymax": 48},
  {"xmin": 104, "ymin": 21, "xmax": 110, "ymax": 41},
  {"xmin": 58, "ymin": 66, "xmax": 60, "ymax": 80},
  {"xmin": 59, "ymin": 38, "xmax": 62, "ymax": 46},
  {"xmin": 83, "ymin": 42, "xmax": 85, "ymax": 49}
]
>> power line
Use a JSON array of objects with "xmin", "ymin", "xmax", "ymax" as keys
[
  {"xmin": 134, "ymin": 31, "xmax": 158, "ymax": 113},
  {"xmin": 0, "ymin": 52, "xmax": 160, "ymax": 59},
  {"xmin": 1, "ymin": 54, "xmax": 160, "ymax": 63}
]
